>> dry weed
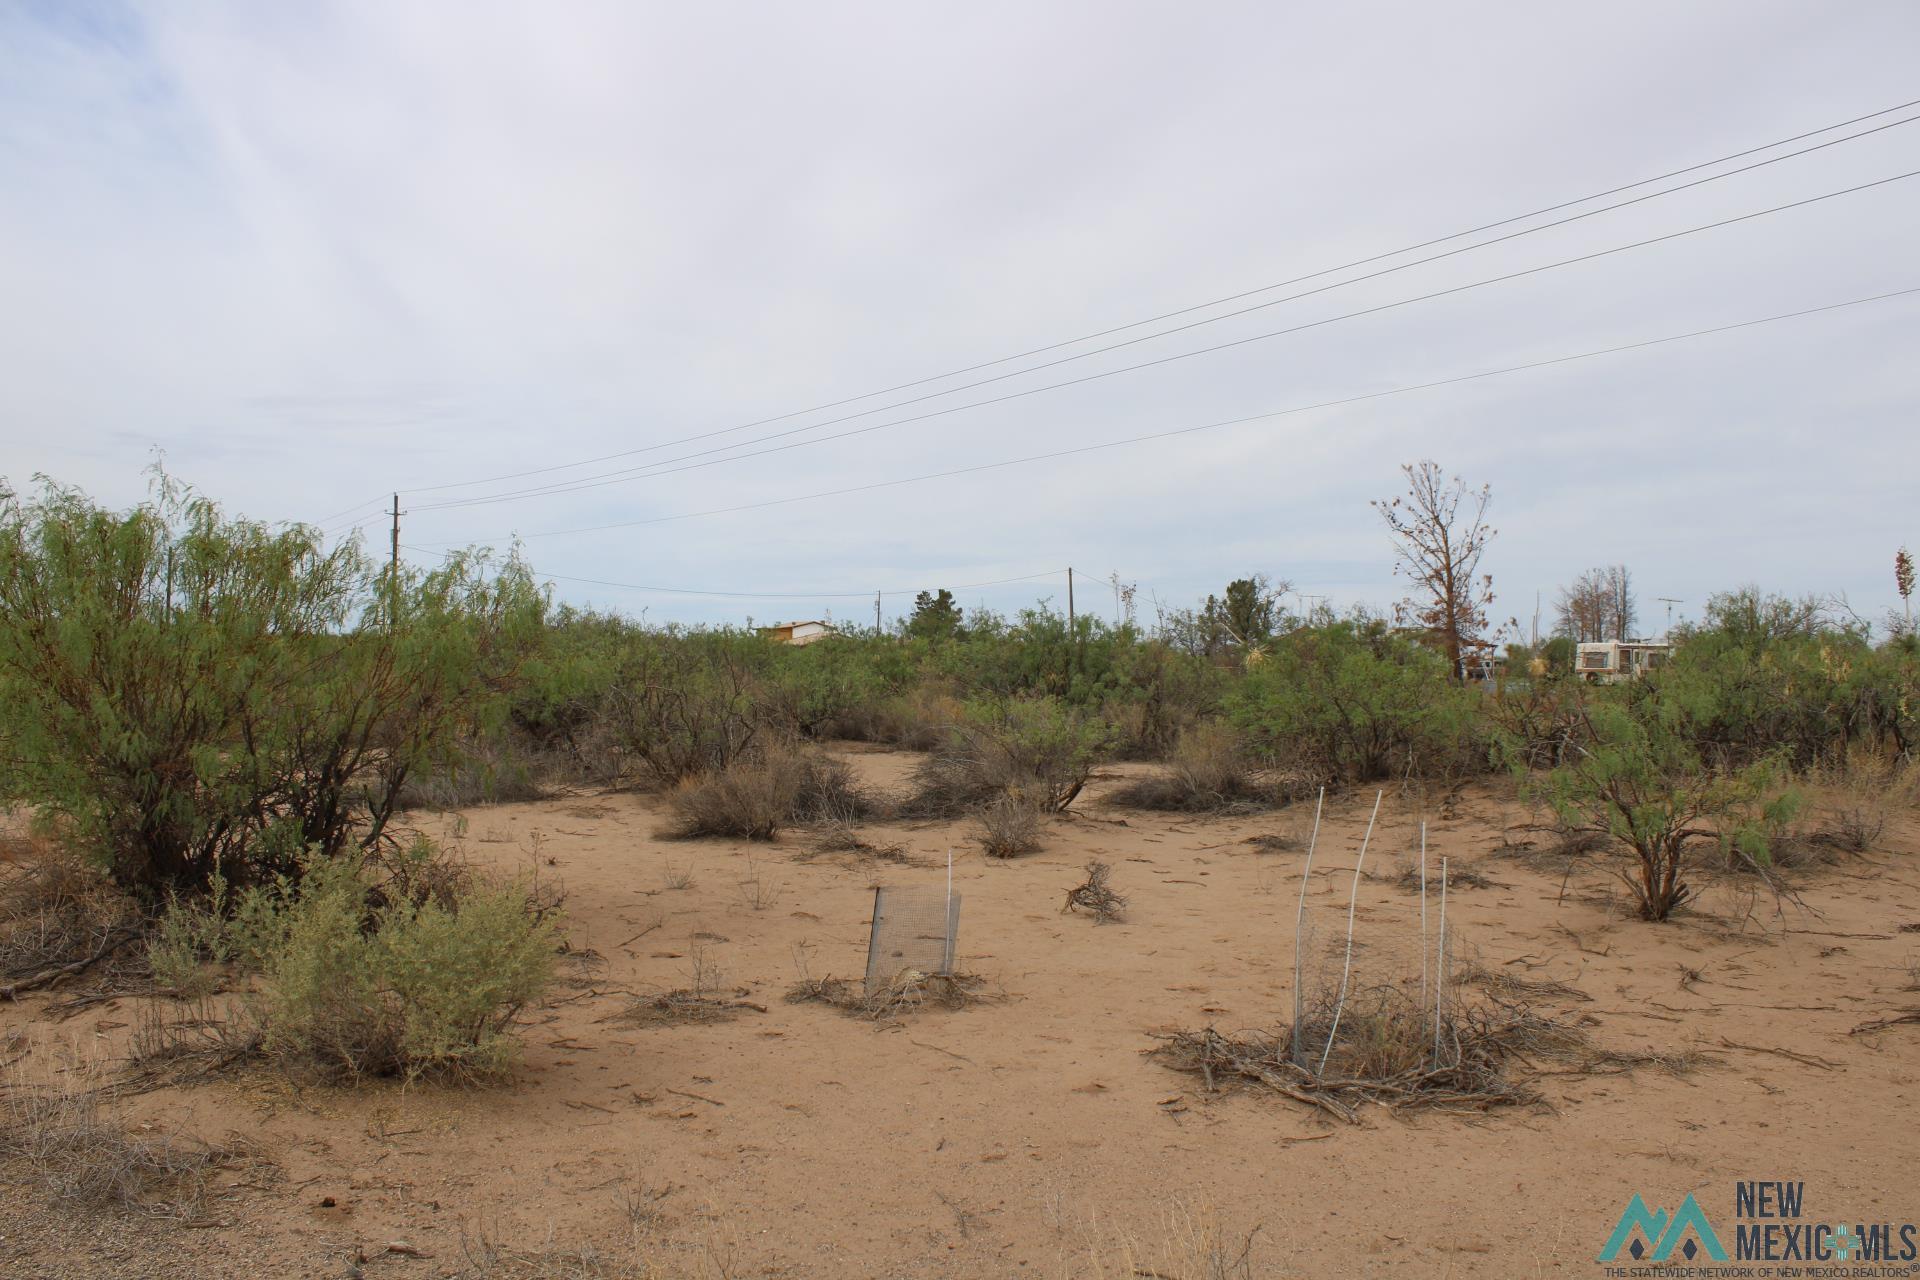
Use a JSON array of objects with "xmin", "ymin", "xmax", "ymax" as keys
[
  {"xmin": 0, "ymin": 1059, "xmax": 267, "ymax": 1219},
  {"xmin": 973, "ymin": 792, "xmax": 1047, "ymax": 858},
  {"xmin": 786, "ymin": 969, "xmax": 990, "ymax": 1020},
  {"xmin": 1062, "ymin": 861, "xmax": 1127, "ymax": 923}
]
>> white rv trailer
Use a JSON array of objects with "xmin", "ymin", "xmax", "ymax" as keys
[{"xmin": 1574, "ymin": 639, "xmax": 1671, "ymax": 683}]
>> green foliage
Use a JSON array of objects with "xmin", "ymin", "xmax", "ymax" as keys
[
  {"xmin": 1645, "ymin": 591, "xmax": 1893, "ymax": 768},
  {"xmin": 1226, "ymin": 621, "xmax": 1481, "ymax": 782},
  {"xmin": 164, "ymin": 851, "xmax": 561, "ymax": 1081},
  {"xmin": 907, "ymin": 695, "xmax": 1115, "ymax": 815},
  {"xmin": 1527, "ymin": 700, "xmax": 1801, "ymax": 921},
  {"xmin": 0, "ymin": 475, "xmax": 544, "ymax": 897},
  {"xmin": 907, "ymin": 588, "xmax": 964, "ymax": 641}
]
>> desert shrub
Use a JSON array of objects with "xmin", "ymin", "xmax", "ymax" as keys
[
  {"xmin": 0, "ymin": 475, "xmax": 544, "ymax": 898},
  {"xmin": 1530, "ymin": 701, "xmax": 1801, "ymax": 920},
  {"xmin": 665, "ymin": 739, "xmax": 870, "ymax": 840},
  {"xmin": 760, "ymin": 635, "xmax": 910, "ymax": 739},
  {"xmin": 1226, "ymin": 621, "xmax": 1483, "ymax": 783},
  {"xmin": 973, "ymin": 792, "xmax": 1047, "ymax": 857},
  {"xmin": 395, "ymin": 729, "xmax": 559, "ymax": 810},
  {"xmin": 1108, "ymin": 721, "xmax": 1271, "ymax": 812},
  {"xmin": 250, "ymin": 855, "xmax": 559, "ymax": 1080},
  {"xmin": 1640, "ymin": 589, "xmax": 1914, "ymax": 768},
  {"xmin": 145, "ymin": 849, "xmax": 558, "ymax": 1081},
  {"xmin": 597, "ymin": 630, "xmax": 766, "ymax": 785},
  {"xmin": 906, "ymin": 696, "xmax": 1114, "ymax": 816},
  {"xmin": 1484, "ymin": 675, "xmax": 1588, "ymax": 770}
]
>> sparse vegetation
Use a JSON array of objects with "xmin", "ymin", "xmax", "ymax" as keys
[
  {"xmin": 1062, "ymin": 860, "xmax": 1127, "ymax": 922},
  {"xmin": 0, "ymin": 1060, "xmax": 265, "ymax": 1219},
  {"xmin": 973, "ymin": 791, "xmax": 1048, "ymax": 857},
  {"xmin": 1108, "ymin": 721, "xmax": 1272, "ymax": 812}
]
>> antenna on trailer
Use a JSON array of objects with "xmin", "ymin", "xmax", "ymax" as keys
[{"xmin": 1657, "ymin": 597, "xmax": 1683, "ymax": 637}]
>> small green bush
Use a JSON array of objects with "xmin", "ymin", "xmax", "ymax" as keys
[
  {"xmin": 1525, "ymin": 701, "xmax": 1801, "ymax": 921},
  {"xmin": 905, "ymin": 695, "xmax": 1114, "ymax": 815},
  {"xmin": 149, "ymin": 849, "xmax": 558, "ymax": 1081}
]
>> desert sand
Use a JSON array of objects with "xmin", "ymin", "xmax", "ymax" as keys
[{"xmin": 3, "ymin": 747, "xmax": 1917, "ymax": 1278}]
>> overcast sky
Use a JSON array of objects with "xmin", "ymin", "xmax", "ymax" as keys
[{"xmin": 2, "ymin": 1, "xmax": 1916, "ymax": 632}]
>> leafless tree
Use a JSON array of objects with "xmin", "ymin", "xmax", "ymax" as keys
[
  {"xmin": 1556, "ymin": 564, "xmax": 1636, "ymax": 642},
  {"xmin": 1372, "ymin": 461, "xmax": 1499, "ymax": 679}
]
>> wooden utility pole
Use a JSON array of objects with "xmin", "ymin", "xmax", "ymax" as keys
[
  {"xmin": 1066, "ymin": 566, "xmax": 1075, "ymax": 629},
  {"xmin": 874, "ymin": 590, "xmax": 882, "ymax": 635},
  {"xmin": 388, "ymin": 493, "xmax": 401, "ymax": 624}
]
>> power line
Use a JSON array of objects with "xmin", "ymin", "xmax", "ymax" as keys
[
  {"xmin": 391, "ymin": 97, "xmax": 1920, "ymax": 502},
  {"xmin": 399, "ymin": 283, "xmax": 1915, "ymax": 543},
  {"xmin": 412, "ymin": 168, "xmax": 1920, "ymax": 513}
]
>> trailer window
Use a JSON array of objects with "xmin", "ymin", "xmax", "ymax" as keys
[{"xmin": 1581, "ymin": 650, "xmax": 1609, "ymax": 669}]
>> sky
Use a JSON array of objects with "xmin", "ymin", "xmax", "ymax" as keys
[{"xmin": 1, "ymin": 1, "xmax": 1916, "ymax": 633}]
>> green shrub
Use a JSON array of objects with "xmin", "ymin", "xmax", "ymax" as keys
[
  {"xmin": 146, "ymin": 846, "xmax": 557, "ymax": 1081},
  {"xmin": 600, "ymin": 629, "xmax": 766, "ymax": 784},
  {"xmin": 254, "ymin": 855, "xmax": 558, "ymax": 1080},
  {"xmin": 1226, "ymin": 621, "xmax": 1482, "ymax": 783},
  {"xmin": 905, "ymin": 695, "xmax": 1114, "ymax": 815},
  {"xmin": 1528, "ymin": 700, "xmax": 1800, "ymax": 921},
  {"xmin": 0, "ymin": 475, "xmax": 544, "ymax": 898}
]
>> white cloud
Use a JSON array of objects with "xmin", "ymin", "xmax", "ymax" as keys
[{"xmin": 2, "ymin": 0, "xmax": 1917, "ymax": 628}]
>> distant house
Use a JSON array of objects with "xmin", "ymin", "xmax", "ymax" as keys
[
  {"xmin": 1574, "ymin": 639, "xmax": 1672, "ymax": 683},
  {"xmin": 759, "ymin": 619, "xmax": 836, "ymax": 647}
]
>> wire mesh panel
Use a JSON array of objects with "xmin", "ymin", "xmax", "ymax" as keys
[{"xmin": 864, "ymin": 886, "xmax": 961, "ymax": 995}]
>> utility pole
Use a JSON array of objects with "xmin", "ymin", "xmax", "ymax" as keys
[
  {"xmin": 388, "ymin": 493, "xmax": 401, "ymax": 625},
  {"xmin": 874, "ymin": 590, "xmax": 882, "ymax": 636},
  {"xmin": 1066, "ymin": 567, "xmax": 1075, "ymax": 630}
]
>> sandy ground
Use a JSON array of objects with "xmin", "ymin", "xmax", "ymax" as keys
[{"xmin": 3, "ymin": 748, "xmax": 1918, "ymax": 1279}]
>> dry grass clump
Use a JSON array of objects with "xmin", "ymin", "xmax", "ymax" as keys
[
  {"xmin": 1108, "ymin": 723, "xmax": 1274, "ymax": 813},
  {"xmin": 1153, "ymin": 988, "xmax": 1585, "ymax": 1123},
  {"xmin": 1393, "ymin": 864, "xmax": 1502, "ymax": 893},
  {"xmin": 797, "ymin": 822, "xmax": 914, "ymax": 864},
  {"xmin": 665, "ymin": 740, "xmax": 872, "ymax": 840},
  {"xmin": 1240, "ymin": 833, "xmax": 1301, "ymax": 854},
  {"xmin": 1062, "ymin": 860, "xmax": 1127, "ymax": 923},
  {"xmin": 121, "ymin": 998, "xmax": 266, "ymax": 1094},
  {"xmin": 0, "ymin": 832, "xmax": 140, "ymax": 993},
  {"xmin": 1063, "ymin": 1198, "xmax": 1262, "ymax": 1280},
  {"xmin": 0, "ymin": 1063, "xmax": 265, "ymax": 1219},
  {"xmin": 973, "ymin": 792, "xmax": 1047, "ymax": 858},
  {"xmin": 786, "ymin": 969, "xmax": 989, "ymax": 1020},
  {"xmin": 612, "ymin": 989, "xmax": 764, "ymax": 1027}
]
